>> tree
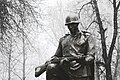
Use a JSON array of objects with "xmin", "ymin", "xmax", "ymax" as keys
[
  {"xmin": 0, "ymin": 0, "xmax": 41, "ymax": 80},
  {"xmin": 93, "ymin": 0, "xmax": 119, "ymax": 80},
  {"xmin": 76, "ymin": 0, "xmax": 120, "ymax": 80},
  {"xmin": 113, "ymin": 36, "xmax": 120, "ymax": 80}
]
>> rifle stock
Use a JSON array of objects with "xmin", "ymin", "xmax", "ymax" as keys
[
  {"xmin": 35, "ymin": 64, "xmax": 47, "ymax": 77},
  {"xmin": 35, "ymin": 55, "xmax": 85, "ymax": 77},
  {"xmin": 35, "ymin": 42, "xmax": 86, "ymax": 77}
]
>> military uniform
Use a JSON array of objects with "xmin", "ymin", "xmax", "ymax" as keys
[{"xmin": 46, "ymin": 31, "xmax": 95, "ymax": 80}]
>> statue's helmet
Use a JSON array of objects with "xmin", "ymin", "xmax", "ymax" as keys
[{"xmin": 65, "ymin": 14, "xmax": 79, "ymax": 25}]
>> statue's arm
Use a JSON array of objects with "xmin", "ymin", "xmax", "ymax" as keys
[
  {"xmin": 85, "ymin": 35, "xmax": 96, "ymax": 62},
  {"xmin": 54, "ymin": 38, "xmax": 63, "ymax": 57}
]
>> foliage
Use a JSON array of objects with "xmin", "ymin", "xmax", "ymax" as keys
[{"xmin": 0, "ymin": 0, "xmax": 41, "ymax": 80}]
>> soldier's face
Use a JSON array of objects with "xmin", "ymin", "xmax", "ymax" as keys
[{"xmin": 67, "ymin": 23, "xmax": 79, "ymax": 34}]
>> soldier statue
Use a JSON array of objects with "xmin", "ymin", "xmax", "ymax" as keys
[{"xmin": 35, "ymin": 14, "xmax": 96, "ymax": 80}]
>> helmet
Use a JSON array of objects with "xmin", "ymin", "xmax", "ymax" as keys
[{"xmin": 65, "ymin": 14, "xmax": 79, "ymax": 25}]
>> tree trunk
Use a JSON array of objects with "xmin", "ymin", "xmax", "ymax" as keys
[
  {"xmin": 92, "ymin": 0, "xmax": 115, "ymax": 80},
  {"xmin": 8, "ymin": 38, "xmax": 12, "ymax": 80},
  {"xmin": 113, "ymin": 36, "xmax": 120, "ymax": 80},
  {"xmin": 23, "ymin": 31, "xmax": 25, "ymax": 80},
  {"xmin": 112, "ymin": 0, "xmax": 119, "ymax": 79},
  {"xmin": 8, "ymin": 48, "xmax": 11, "ymax": 80},
  {"xmin": 105, "ymin": 62, "xmax": 112, "ymax": 80}
]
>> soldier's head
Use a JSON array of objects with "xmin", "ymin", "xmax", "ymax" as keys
[{"xmin": 65, "ymin": 14, "xmax": 79, "ymax": 35}]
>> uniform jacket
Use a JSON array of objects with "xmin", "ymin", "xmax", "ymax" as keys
[{"xmin": 53, "ymin": 31, "xmax": 96, "ymax": 78}]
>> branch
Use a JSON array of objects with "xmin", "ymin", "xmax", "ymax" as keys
[
  {"xmin": 93, "ymin": 0, "xmax": 108, "ymax": 63},
  {"xmin": 99, "ymin": 68, "xmax": 106, "ymax": 76},
  {"xmin": 108, "ymin": 0, "xmax": 118, "ymax": 62},
  {"xmin": 86, "ymin": 20, "xmax": 98, "ymax": 30},
  {"xmin": 26, "ymin": 66, "xmax": 34, "ymax": 77},
  {"xmin": 78, "ymin": 1, "xmax": 92, "ymax": 18},
  {"xmin": 117, "ymin": 1, "xmax": 120, "ymax": 10},
  {"xmin": 108, "ymin": 0, "xmax": 113, "ymax": 4},
  {"xmin": 25, "ymin": 1, "xmax": 43, "ymax": 28},
  {"xmin": 79, "ymin": 21, "xmax": 85, "ymax": 29},
  {"xmin": 12, "ymin": 70, "xmax": 22, "ymax": 80}
]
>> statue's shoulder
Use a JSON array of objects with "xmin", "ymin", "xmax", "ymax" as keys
[{"xmin": 60, "ymin": 33, "xmax": 70, "ymax": 41}]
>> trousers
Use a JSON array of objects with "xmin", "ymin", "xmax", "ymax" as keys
[{"xmin": 46, "ymin": 63, "xmax": 93, "ymax": 80}]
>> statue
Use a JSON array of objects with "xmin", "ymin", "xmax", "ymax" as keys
[{"xmin": 35, "ymin": 14, "xmax": 96, "ymax": 80}]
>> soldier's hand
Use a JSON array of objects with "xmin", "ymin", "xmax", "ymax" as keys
[
  {"xmin": 76, "ymin": 54, "xmax": 85, "ymax": 59},
  {"xmin": 85, "ymin": 55, "xmax": 94, "ymax": 62},
  {"xmin": 61, "ymin": 58, "xmax": 69, "ymax": 62},
  {"xmin": 70, "ymin": 60, "xmax": 79, "ymax": 66}
]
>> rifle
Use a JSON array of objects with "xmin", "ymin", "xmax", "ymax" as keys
[
  {"xmin": 35, "ymin": 64, "xmax": 47, "ymax": 77},
  {"xmin": 35, "ymin": 55, "xmax": 85, "ymax": 77},
  {"xmin": 35, "ymin": 43, "xmax": 86, "ymax": 77}
]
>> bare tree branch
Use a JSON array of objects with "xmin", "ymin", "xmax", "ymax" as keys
[
  {"xmin": 78, "ymin": 1, "xmax": 92, "ymax": 18},
  {"xmin": 11, "ymin": 70, "xmax": 22, "ymax": 80},
  {"xmin": 108, "ymin": 0, "xmax": 118, "ymax": 62},
  {"xmin": 93, "ymin": 0, "xmax": 108, "ymax": 62},
  {"xmin": 117, "ymin": 1, "xmax": 120, "ymax": 10},
  {"xmin": 108, "ymin": 0, "xmax": 113, "ymax": 4},
  {"xmin": 86, "ymin": 20, "xmax": 98, "ymax": 30}
]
